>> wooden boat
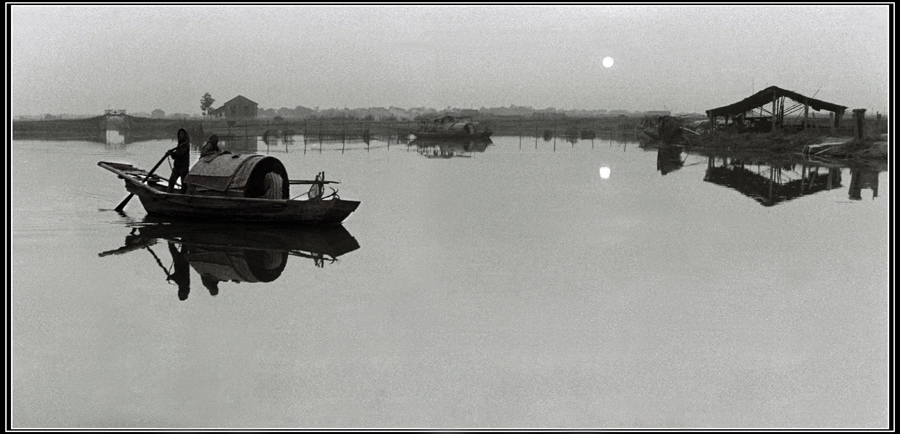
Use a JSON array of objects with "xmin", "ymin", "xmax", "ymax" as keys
[
  {"xmin": 639, "ymin": 125, "xmax": 660, "ymax": 140},
  {"xmin": 638, "ymin": 115, "xmax": 685, "ymax": 144},
  {"xmin": 99, "ymin": 152, "xmax": 359, "ymax": 224},
  {"xmin": 413, "ymin": 115, "xmax": 493, "ymax": 139}
]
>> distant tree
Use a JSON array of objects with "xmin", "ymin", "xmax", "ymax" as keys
[
  {"xmin": 200, "ymin": 93, "xmax": 215, "ymax": 118},
  {"xmin": 151, "ymin": 109, "xmax": 166, "ymax": 118}
]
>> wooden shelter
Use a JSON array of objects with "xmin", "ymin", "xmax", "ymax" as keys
[{"xmin": 706, "ymin": 86, "xmax": 847, "ymax": 132}]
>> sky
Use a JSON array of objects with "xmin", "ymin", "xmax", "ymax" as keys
[{"xmin": 9, "ymin": 4, "xmax": 893, "ymax": 116}]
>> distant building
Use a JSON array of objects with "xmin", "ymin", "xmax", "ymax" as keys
[
  {"xmin": 645, "ymin": 110, "xmax": 671, "ymax": 116},
  {"xmin": 532, "ymin": 111, "xmax": 567, "ymax": 119},
  {"xmin": 212, "ymin": 95, "xmax": 258, "ymax": 120}
]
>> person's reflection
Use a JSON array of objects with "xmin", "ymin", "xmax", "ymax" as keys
[
  {"xmin": 200, "ymin": 274, "xmax": 219, "ymax": 296},
  {"xmin": 167, "ymin": 242, "xmax": 191, "ymax": 301}
]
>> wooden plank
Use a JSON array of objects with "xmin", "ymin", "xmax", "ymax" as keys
[{"xmin": 289, "ymin": 180, "xmax": 340, "ymax": 185}]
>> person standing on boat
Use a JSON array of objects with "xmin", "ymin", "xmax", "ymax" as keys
[
  {"xmin": 166, "ymin": 128, "xmax": 191, "ymax": 193},
  {"xmin": 200, "ymin": 134, "xmax": 222, "ymax": 158}
]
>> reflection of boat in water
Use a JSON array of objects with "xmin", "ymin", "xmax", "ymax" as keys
[
  {"xmin": 98, "ymin": 152, "xmax": 359, "ymax": 224},
  {"xmin": 657, "ymin": 144, "xmax": 685, "ymax": 175},
  {"xmin": 413, "ymin": 115, "xmax": 492, "ymax": 139},
  {"xmin": 410, "ymin": 137, "xmax": 492, "ymax": 158},
  {"xmin": 99, "ymin": 220, "xmax": 360, "ymax": 300}
]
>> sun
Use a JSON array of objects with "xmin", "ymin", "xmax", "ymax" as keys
[{"xmin": 602, "ymin": 57, "xmax": 614, "ymax": 68}]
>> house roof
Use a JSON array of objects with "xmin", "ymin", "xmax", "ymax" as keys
[
  {"xmin": 706, "ymin": 86, "xmax": 847, "ymax": 118},
  {"xmin": 222, "ymin": 95, "xmax": 258, "ymax": 107}
]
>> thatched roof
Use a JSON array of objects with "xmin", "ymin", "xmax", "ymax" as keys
[{"xmin": 706, "ymin": 86, "xmax": 847, "ymax": 118}]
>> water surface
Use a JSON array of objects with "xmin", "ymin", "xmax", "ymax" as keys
[{"xmin": 11, "ymin": 134, "xmax": 889, "ymax": 428}]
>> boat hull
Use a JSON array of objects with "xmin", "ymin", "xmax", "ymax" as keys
[
  {"xmin": 413, "ymin": 130, "xmax": 493, "ymax": 140},
  {"xmin": 126, "ymin": 182, "xmax": 359, "ymax": 224},
  {"xmin": 101, "ymin": 161, "xmax": 359, "ymax": 225}
]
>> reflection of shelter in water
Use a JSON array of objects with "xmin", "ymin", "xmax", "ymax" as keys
[
  {"xmin": 703, "ymin": 157, "xmax": 843, "ymax": 206},
  {"xmin": 410, "ymin": 137, "xmax": 492, "ymax": 159},
  {"xmin": 99, "ymin": 221, "xmax": 360, "ymax": 299},
  {"xmin": 848, "ymin": 168, "xmax": 879, "ymax": 200}
]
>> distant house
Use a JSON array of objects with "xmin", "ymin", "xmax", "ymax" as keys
[
  {"xmin": 212, "ymin": 95, "xmax": 258, "ymax": 120},
  {"xmin": 532, "ymin": 111, "xmax": 567, "ymax": 119}
]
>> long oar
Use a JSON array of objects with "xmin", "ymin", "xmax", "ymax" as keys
[{"xmin": 114, "ymin": 153, "xmax": 170, "ymax": 212}]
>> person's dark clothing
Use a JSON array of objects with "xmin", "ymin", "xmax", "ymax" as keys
[
  {"xmin": 200, "ymin": 134, "xmax": 221, "ymax": 158},
  {"xmin": 167, "ymin": 128, "xmax": 191, "ymax": 193},
  {"xmin": 170, "ymin": 128, "xmax": 191, "ymax": 168}
]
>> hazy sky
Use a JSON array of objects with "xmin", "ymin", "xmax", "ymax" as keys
[{"xmin": 10, "ymin": 4, "xmax": 892, "ymax": 116}]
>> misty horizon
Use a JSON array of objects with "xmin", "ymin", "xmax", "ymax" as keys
[{"xmin": 11, "ymin": 5, "xmax": 891, "ymax": 117}]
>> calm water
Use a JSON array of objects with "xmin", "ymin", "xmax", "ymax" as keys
[{"xmin": 11, "ymin": 133, "xmax": 889, "ymax": 428}]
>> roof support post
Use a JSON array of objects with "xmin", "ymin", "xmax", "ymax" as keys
[
  {"xmin": 803, "ymin": 99, "xmax": 809, "ymax": 131},
  {"xmin": 771, "ymin": 91, "xmax": 778, "ymax": 132},
  {"xmin": 853, "ymin": 108, "xmax": 866, "ymax": 139}
]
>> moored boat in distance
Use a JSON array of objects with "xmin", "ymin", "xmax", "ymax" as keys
[
  {"xmin": 413, "ymin": 114, "xmax": 492, "ymax": 139},
  {"xmin": 99, "ymin": 152, "xmax": 360, "ymax": 224}
]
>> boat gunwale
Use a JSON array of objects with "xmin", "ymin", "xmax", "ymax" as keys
[{"xmin": 99, "ymin": 161, "xmax": 359, "ymax": 206}]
